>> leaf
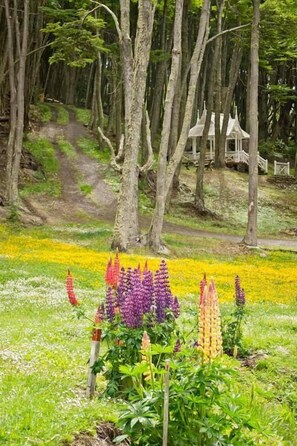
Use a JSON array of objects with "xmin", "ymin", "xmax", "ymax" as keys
[{"xmin": 113, "ymin": 434, "xmax": 129, "ymax": 444}]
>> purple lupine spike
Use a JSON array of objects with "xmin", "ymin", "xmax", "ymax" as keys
[
  {"xmin": 154, "ymin": 269, "xmax": 167, "ymax": 323},
  {"xmin": 159, "ymin": 260, "xmax": 173, "ymax": 308},
  {"xmin": 174, "ymin": 339, "xmax": 181, "ymax": 352},
  {"xmin": 117, "ymin": 267, "xmax": 127, "ymax": 309},
  {"xmin": 142, "ymin": 270, "xmax": 154, "ymax": 314},
  {"xmin": 131, "ymin": 269, "xmax": 144, "ymax": 325},
  {"xmin": 171, "ymin": 296, "xmax": 180, "ymax": 318},
  {"xmin": 235, "ymin": 275, "xmax": 241, "ymax": 301},
  {"xmin": 121, "ymin": 293, "xmax": 136, "ymax": 328},
  {"xmin": 106, "ymin": 287, "xmax": 115, "ymax": 322},
  {"xmin": 237, "ymin": 288, "xmax": 246, "ymax": 306}
]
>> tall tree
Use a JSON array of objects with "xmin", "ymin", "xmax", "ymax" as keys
[
  {"xmin": 112, "ymin": 0, "xmax": 155, "ymax": 251},
  {"xmin": 5, "ymin": 0, "xmax": 29, "ymax": 205},
  {"xmin": 147, "ymin": 0, "xmax": 211, "ymax": 252},
  {"xmin": 243, "ymin": 0, "xmax": 260, "ymax": 246}
]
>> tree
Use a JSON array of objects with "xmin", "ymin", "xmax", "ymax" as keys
[
  {"xmin": 112, "ymin": 0, "xmax": 155, "ymax": 251},
  {"xmin": 147, "ymin": 0, "xmax": 211, "ymax": 252},
  {"xmin": 243, "ymin": 0, "xmax": 260, "ymax": 246},
  {"xmin": 5, "ymin": 0, "xmax": 29, "ymax": 205}
]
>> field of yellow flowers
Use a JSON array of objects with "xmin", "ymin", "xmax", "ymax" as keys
[{"xmin": 0, "ymin": 224, "xmax": 296, "ymax": 304}]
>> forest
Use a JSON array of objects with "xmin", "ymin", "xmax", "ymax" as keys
[{"xmin": 1, "ymin": 1, "xmax": 297, "ymax": 446}]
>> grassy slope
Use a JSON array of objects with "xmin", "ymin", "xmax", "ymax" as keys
[{"xmin": 0, "ymin": 223, "xmax": 297, "ymax": 445}]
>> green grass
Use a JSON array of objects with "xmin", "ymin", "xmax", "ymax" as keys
[
  {"xmin": 77, "ymin": 137, "xmax": 111, "ymax": 164},
  {"xmin": 0, "ymin": 224, "xmax": 297, "ymax": 444},
  {"xmin": 56, "ymin": 138, "xmax": 77, "ymax": 159},
  {"xmin": 21, "ymin": 138, "xmax": 61, "ymax": 198},
  {"xmin": 34, "ymin": 102, "xmax": 52, "ymax": 123},
  {"xmin": 57, "ymin": 106, "xmax": 69, "ymax": 125},
  {"xmin": 73, "ymin": 107, "xmax": 91, "ymax": 125},
  {"xmin": 80, "ymin": 184, "xmax": 93, "ymax": 195}
]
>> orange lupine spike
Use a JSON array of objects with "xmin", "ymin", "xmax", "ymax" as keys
[{"xmin": 66, "ymin": 270, "xmax": 79, "ymax": 306}]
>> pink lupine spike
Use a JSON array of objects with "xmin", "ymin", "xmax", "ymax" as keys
[{"xmin": 66, "ymin": 270, "xmax": 79, "ymax": 306}]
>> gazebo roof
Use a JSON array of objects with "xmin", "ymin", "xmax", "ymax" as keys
[{"xmin": 189, "ymin": 110, "xmax": 250, "ymax": 140}]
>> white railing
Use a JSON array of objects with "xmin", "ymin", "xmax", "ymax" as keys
[
  {"xmin": 274, "ymin": 161, "xmax": 290, "ymax": 176},
  {"xmin": 191, "ymin": 150, "xmax": 268, "ymax": 173}
]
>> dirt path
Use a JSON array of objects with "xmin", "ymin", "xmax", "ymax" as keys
[
  {"xmin": 27, "ymin": 106, "xmax": 117, "ymax": 224},
  {"xmin": 21, "ymin": 105, "xmax": 297, "ymax": 252}
]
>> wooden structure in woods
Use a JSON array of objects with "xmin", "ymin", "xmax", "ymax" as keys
[
  {"xmin": 274, "ymin": 161, "xmax": 290, "ymax": 176},
  {"xmin": 188, "ymin": 109, "xmax": 268, "ymax": 173}
]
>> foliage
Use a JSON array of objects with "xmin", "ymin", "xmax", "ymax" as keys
[
  {"xmin": 93, "ymin": 257, "xmax": 180, "ymax": 396},
  {"xmin": 222, "ymin": 276, "xmax": 247, "ymax": 357},
  {"xmin": 116, "ymin": 348, "xmax": 258, "ymax": 446},
  {"xmin": 42, "ymin": 8, "xmax": 106, "ymax": 67}
]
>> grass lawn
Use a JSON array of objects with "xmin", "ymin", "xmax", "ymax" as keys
[{"xmin": 0, "ymin": 223, "xmax": 297, "ymax": 445}]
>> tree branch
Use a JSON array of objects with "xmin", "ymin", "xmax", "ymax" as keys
[
  {"xmin": 97, "ymin": 126, "xmax": 122, "ymax": 172},
  {"xmin": 139, "ymin": 110, "xmax": 154, "ymax": 173},
  {"xmin": 83, "ymin": 1, "xmax": 122, "ymax": 41},
  {"xmin": 206, "ymin": 23, "xmax": 250, "ymax": 45}
]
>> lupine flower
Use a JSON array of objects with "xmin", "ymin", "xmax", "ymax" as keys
[
  {"xmin": 154, "ymin": 269, "xmax": 167, "ymax": 323},
  {"xmin": 159, "ymin": 260, "xmax": 173, "ymax": 308},
  {"xmin": 199, "ymin": 273, "xmax": 207, "ymax": 304},
  {"xmin": 171, "ymin": 296, "xmax": 180, "ymax": 318},
  {"xmin": 66, "ymin": 270, "xmax": 79, "ymax": 306},
  {"xmin": 173, "ymin": 338, "xmax": 181, "ymax": 352},
  {"xmin": 141, "ymin": 270, "xmax": 154, "ymax": 314},
  {"xmin": 105, "ymin": 258, "xmax": 113, "ymax": 286},
  {"xmin": 235, "ymin": 275, "xmax": 246, "ymax": 306},
  {"xmin": 141, "ymin": 331, "xmax": 152, "ymax": 381},
  {"xmin": 94, "ymin": 303, "xmax": 105, "ymax": 325},
  {"xmin": 113, "ymin": 252, "xmax": 120, "ymax": 288},
  {"xmin": 106, "ymin": 287, "xmax": 116, "ymax": 322},
  {"xmin": 198, "ymin": 280, "xmax": 223, "ymax": 362}
]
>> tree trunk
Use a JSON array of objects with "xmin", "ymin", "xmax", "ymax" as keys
[
  {"xmin": 148, "ymin": 0, "xmax": 211, "ymax": 252},
  {"xmin": 243, "ymin": 0, "xmax": 260, "ymax": 246},
  {"xmin": 214, "ymin": 0, "xmax": 225, "ymax": 169},
  {"xmin": 5, "ymin": 0, "xmax": 29, "ymax": 205},
  {"xmin": 113, "ymin": 0, "xmax": 155, "ymax": 251},
  {"xmin": 147, "ymin": 0, "xmax": 184, "ymax": 251}
]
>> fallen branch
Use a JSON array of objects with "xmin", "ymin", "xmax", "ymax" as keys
[
  {"xmin": 139, "ymin": 110, "xmax": 154, "ymax": 173},
  {"xmin": 97, "ymin": 126, "xmax": 122, "ymax": 172}
]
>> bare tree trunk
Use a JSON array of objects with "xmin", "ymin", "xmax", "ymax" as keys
[
  {"xmin": 214, "ymin": 0, "xmax": 225, "ymax": 169},
  {"xmin": 5, "ymin": 0, "xmax": 29, "ymax": 205},
  {"xmin": 147, "ymin": 0, "xmax": 184, "ymax": 251},
  {"xmin": 113, "ymin": 0, "xmax": 155, "ymax": 251},
  {"xmin": 243, "ymin": 0, "xmax": 260, "ymax": 246},
  {"xmin": 148, "ymin": 0, "xmax": 211, "ymax": 252}
]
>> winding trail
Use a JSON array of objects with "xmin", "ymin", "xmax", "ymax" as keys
[{"xmin": 24, "ymin": 104, "xmax": 297, "ymax": 252}]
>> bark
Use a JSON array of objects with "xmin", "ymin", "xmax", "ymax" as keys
[
  {"xmin": 149, "ymin": 0, "xmax": 168, "ymax": 145},
  {"xmin": 243, "ymin": 0, "xmax": 260, "ymax": 246},
  {"xmin": 147, "ymin": 0, "xmax": 184, "ymax": 250},
  {"xmin": 214, "ymin": 0, "xmax": 225, "ymax": 169},
  {"xmin": 148, "ymin": 0, "xmax": 211, "ymax": 251},
  {"xmin": 5, "ymin": 0, "xmax": 29, "ymax": 204},
  {"xmin": 195, "ymin": 46, "xmax": 219, "ymax": 210},
  {"xmin": 219, "ymin": 44, "xmax": 243, "ymax": 153},
  {"xmin": 112, "ymin": 0, "xmax": 155, "ymax": 251}
]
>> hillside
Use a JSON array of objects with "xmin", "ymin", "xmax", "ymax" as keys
[{"xmin": 1, "ymin": 103, "xmax": 297, "ymax": 252}]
